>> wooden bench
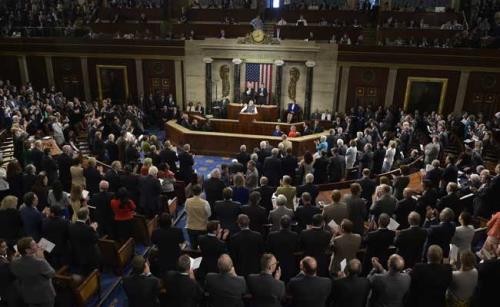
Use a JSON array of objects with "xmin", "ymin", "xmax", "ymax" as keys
[
  {"xmin": 53, "ymin": 266, "xmax": 100, "ymax": 307},
  {"xmin": 98, "ymin": 236, "xmax": 135, "ymax": 275},
  {"xmin": 132, "ymin": 214, "xmax": 158, "ymax": 246}
]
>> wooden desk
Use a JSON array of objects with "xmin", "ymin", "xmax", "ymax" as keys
[
  {"xmin": 41, "ymin": 138, "xmax": 62, "ymax": 156},
  {"xmin": 227, "ymin": 103, "xmax": 279, "ymax": 122},
  {"xmin": 238, "ymin": 112, "xmax": 258, "ymax": 123}
]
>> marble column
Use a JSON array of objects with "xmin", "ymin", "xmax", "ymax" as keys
[
  {"xmin": 175, "ymin": 60, "xmax": 184, "ymax": 110},
  {"xmin": 274, "ymin": 60, "xmax": 284, "ymax": 119},
  {"xmin": 338, "ymin": 65, "xmax": 350, "ymax": 113},
  {"xmin": 304, "ymin": 60, "xmax": 316, "ymax": 120},
  {"xmin": 80, "ymin": 57, "xmax": 91, "ymax": 103},
  {"xmin": 384, "ymin": 68, "xmax": 398, "ymax": 108},
  {"xmin": 135, "ymin": 59, "xmax": 144, "ymax": 106},
  {"xmin": 18, "ymin": 56, "xmax": 29, "ymax": 84},
  {"xmin": 44, "ymin": 56, "xmax": 55, "ymax": 87},
  {"xmin": 203, "ymin": 57, "xmax": 214, "ymax": 114},
  {"xmin": 454, "ymin": 71, "xmax": 470, "ymax": 114},
  {"xmin": 232, "ymin": 58, "xmax": 242, "ymax": 102}
]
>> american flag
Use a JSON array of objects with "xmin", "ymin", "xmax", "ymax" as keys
[{"xmin": 245, "ymin": 63, "xmax": 272, "ymax": 104}]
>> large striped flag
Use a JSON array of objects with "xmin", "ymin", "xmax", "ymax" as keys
[{"xmin": 245, "ymin": 63, "xmax": 273, "ymax": 104}]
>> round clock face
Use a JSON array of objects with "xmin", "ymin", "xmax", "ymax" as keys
[{"xmin": 251, "ymin": 30, "xmax": 265, "ymax": 43}]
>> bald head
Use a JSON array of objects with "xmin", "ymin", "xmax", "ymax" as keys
[
  {"xmin": 387, "ymin": 254, "xmax": 405, "ymax": 272},
  {"xmin": 217, "ymin": 254, "xmax": 234, "ymax": 274},
  {"xmin": 347, "ymin": 259, "xmax": 362, "ymax": 276},
  {"xmin": 99, "ymin": 180, "xmax": 109, "ymax": 191},
  {"xmin": 301, "ymin": 256, "xmax": 317, "ymax": 276}
]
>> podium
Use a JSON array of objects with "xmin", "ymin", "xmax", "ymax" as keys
[{"xmin": 238, "ymin": 112, "xmax": 258, "ymax": 123}]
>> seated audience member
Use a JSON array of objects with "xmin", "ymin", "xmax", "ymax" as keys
[
  {"xmin": 10, "ymin": 237, "xmax": 56, "ymax": 307},
  {"xmin": 247, "ymin": 253, "xmax": 285, "ymax": 307},
  {"xmin": 287, "ymin": 257, "xmax": 331, "ymax": 306},
  {"xmin": 331, "ymin": 259, "xmax": 370, "ymax": 307},
  {"xmin": 241, "ymin": 191, "xmax": 267, "ymax": 234},
  {"xmin": 394, "ymin": 188, "xmax": 417, "ymax": 229},
  {"xmin": 322, "ymin": 189, "xmax": 348, "ymax": 226},
  {"xmin": 214, "ymin": 187, "xmax": 241, "ymax": 235},
  {"xmin": 409, "ymin": 245, "xmax": 452, "ymax": 307},
  {"xmin": 123, "ymin": 255, "xmax": 161, "ymax": 307},
  {"xmin": 205, "ymin": 254, "xmax": 247, "ymax": 307},
  {"xmin": 423, "ymin": 207, "xmax": 456, "ymax": 259},
  {"xmin": 446, "ymin": 250, "xmax": 478, "ymax": 307},
  {"xmin": 295, "ymin": 192, "xmax": 321, "ymax": 232},
  {"xmin": 110, "ymin": 187, "xmax": 136, "ymax": 242},
  {"xmin": 299, "ymin": 214, "xmax": 332, "ymax": 277},
  {"xmin": 197, "ymin": 221, "xmax": 227, "ymax": 281},
  {"xmin": 368, "ymin": 254, "xmax": 411, "ymax": 307},
  {"xmin": 151, "ymin": 213, "xmax": 185, "ymax": 274},
  {"xmin": 269, "ymin": 194, "xmax": 294, "ymax": 232},
  {"xmin": 330, "ymin": 219, "xmax": 362, "ymax": 274},
  {"xmin": 41, "ymin": 206, "xmax": 69, "ymax": 269},
  {"xmin": 229, "ymin": 214, "xmax": 265, "ymax": 276},
  {"xmin": 296, "ymin": 15, "xmax": 308, "ymax": 26},
  {"xmin": 394, "ymin": 211, "xmax": 428, "ymax": 268},
  {"xmin": 363, "ymin": 213, "xmax": 396, "ymax": 275},
  {"xmin": 163, "ymin": 255, "xmax": 203, "ymax": 307},
  {"xmin": 266, "ymin": 215, "xmax": 299, "ymax": 283},
  {"xmin": 185, "ymin": 184, "xmax": 211, "ymax": 249},
  {"xmin": 68, "ymin": 208, "xmax": 100, "ymax": 275}
]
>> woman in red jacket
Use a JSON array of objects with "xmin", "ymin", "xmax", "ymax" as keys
[{"xmin": 110, "ymin": 187, "xmax": 136, "ymax": 242}]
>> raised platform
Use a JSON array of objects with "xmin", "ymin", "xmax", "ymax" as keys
[{"xmin": 227, "ymin": 103, "xmax": 279, "ymax": 122}]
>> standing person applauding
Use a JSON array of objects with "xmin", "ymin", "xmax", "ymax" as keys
[{"xmin": 110, "ymin": 187, "xmax": 136, "ymax": 243}]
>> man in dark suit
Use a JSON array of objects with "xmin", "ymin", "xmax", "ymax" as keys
[
  {"xmin": 281, "ymin": 147, "xmax": 298, "ymax": 181},
  {"xmin": 68, "ymin": 208, "xmax": 101, "ymax": 275},
  {"xmin": 178, "ymin": 144, "xmax": 194, "ymax": 183},
  {"xmin": 298, "ymin": 214, "xmax": 332, "ymax": 277},
  {"xmin": 163, "ymin": 255, "xmax": 203, "ymax": 307},
  {"xmin": 423, "ymin": 207, "xmax": 456, "ymax": 259},
  {"xmin": 89, "ymin": 180, "xmax": 114, "ymax": 236},
  {"xmin": 241, "ymin": 191, "xmax": 267, "ymax": 234},
  {"xmin": 41, "ymin": 206, "xmax": 69, "ymax": 269},
  {"xmin": 436, "ymin": 182, "xmax": 463, "ymax": 219},
  {"xmin": 57, "ymin": 145, "xmax": 73, "ymax": 191},
  {"xmin": 229, "ymin": 214, "xmax": 265, "ymax": 276},
  {"xmin": 256, "ymin": 83, "xmax": 268, "ymax": 105},
  {"xmin": 394, "ymin": 188, "xmax": 417, "ymax": 229},
  {"xmin": 296, "ymin": 173, "xmax": 319, "ymax": 206},
  {"xmin": 362, "ymin": 213, "xmax": 396, "ymax": 275},
  {"xmin": 83, "ymin": 158, "xmax": 102, "ymax": 196},
  {"xmin": 235, "ymin": 145, "xmax": 251, "ymax": 173},
  {"xmin": 345, "ymin": 183, "xmax": 368, "ymax": 236},
  {"xmin": 368, "ymin": 254, "xmax": 411, "ymax": 307},
  {"xmin": 104, "ymin": 161, "xmax": 121, "ymax": 193},
  {"xmin": 123, "ymin": 255, "xmax": 161, "ymax": 307},
  {"xmin": 29, "ymin": 140, "xmax": 44, "ymax": 172},
  {"xmin": 331, "ymin": 259, "xmax": 370, "ymax": 307},
  {"xmin": 287, "ymin": 257, "xmax": 331, "ymax": 307},
  {"xmin": 266, "ymin": 215, "xmax": 299, "ymax": 283},
  {"xmin": 214, "ymin": 187, "xmax": 242, "ymax": 234},
  {"xmin": 424, "ymin": 160, "xmax": 443, "ymax": 190},
  {"xmin": 254, "ymin": 176, "xmax": 275, "ymax": 213},
  {"xmin": 204, "ymin": 168, "xmax": 226, "ymax": 211},
  {"xmin": 294, "ymin": 193, "xmax": 321, "ymax": 232},
  {"xmin": 139, "ymin": 166, "xmax": 162, "ymax": 218},
  {"xmin": 205, "ymin": 254, "xmax": 247, "ymax": 307},
  {"xmin": 416, "ymin": 179, "xmax": 439, "ymax": 218},
  {"xmin": 263, "ymin": 148, "xmax": 282, "ymax": 187},
  {"xmin": 41, "ymin": 148, "xmax": 58, "ymax": 186},
  {"xmin": 393, "ymin": 165, "xmax": 411, "ymax": 200},
  {"xmin": 477, "ymin": 244, "xmax": 500, "ymax": 307},
  {"xmin": 313, "ymin": 150, "xmax": 329, "ymax": 184},
  {"xmin": 408, "ymin": 245, "xmax": 452, "ymax": 307},
  {"xmin": 358, "ymin": 168, "xmax": 376, "ymax": 206},
  {"xmin": 160, "ymin": 142, "xmax": 178, "ymax": 173},
  {"xmin": 394, "ymin": 211, "xmax": 427, "ymax": 268},
  {"xmin": 370, "ymin": 184, "xmax": 397, "ymax": 220},
  {"xmin": 10, "ymin": 237, "xmax": 56, "ymax": 307},
  {"xmin": 328, "ymin": 148, "xmax": 346, "ymax": 183},
  {"xmin": 197, "ymin": 221, "xmax": 227, "ymax": 281},
  {"xmin": 247, "ymin": 253, "xmax": 285, "ymax": 307}
]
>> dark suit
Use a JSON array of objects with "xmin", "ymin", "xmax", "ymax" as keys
[
  {"xmin": 163, "ymin": 271, "xmax": 203, "ymax": 307},
  {"xmin": 281, "ymin": 154, "xmax": 298, "ymax": 181},
  {"xmin": 151, "ymin": 227, "xmax": 184, "ymax": 273},
  {"xmin": 247, "ymin": 272, "xmax": 285, "ymax": 307},
  {"xmin": 214, "ymin": 200, "xmax": 241, "ymax": 234},
  {"xmin": 205, "ymin": 272, "xmax": 247, "ymax": 307},
  {"xmin": 83, "ymin": 166, "xmax": 102, "ymax": 195},
  {"xmin": 160, "ymin": 148, "xmax": 178, "ymax": 172},
  {"xmin": 425, "ymin": 167, "xmax": 443, "ymax": 189},
  {"xmin": 436, "ymin": 193, "xmax": 462, "ymax": 219},
  {"xmin": 266, "ymin": 229, "xmax": 299, "ymax": 282},
  {"xmin": 255, "ymin": 184, "xmax": 275, "ymax": 213},
  {"xmin": 294, "ymin": 205, "xmax": 321, "ymax": 232},
  {"xmin": 331, "ymin": 275, "xmax": 370, "ymax": 307},
  {"xmin": 423, "ymin": 221, "xmax": 455, "ymax": 258},
  {"xmin": 298, "ymin": 228, "xmax": 332, "ymax": 277},
  {"xmin": 287, "ymin": 274, "xmax": 331, "ymax": 307},
  {"xmin": 296, "ymin": 183, "xmax": 319, "ymax": 206},
  {"xmin": 0, "ymin": 208, "xmax": 23, "ymax": 245},
  {"xmin": 394, "ymin": 226, "xmax": 427, "ymax": 268},
  {"xmin": 236, "ymin": 152, "xmax": 251, "ymax": 172},
  {"xmin": 328, "ymin": 155, "xmax": 346, "ymax": 182},
  {"xmin": 139, "ymin": 175, "xmax": 162, "ymax": 217},
  {"xmin": 358, "ymin": 177, "xmax": 376, "ymax": 206},
  {"xmin": 68, "ymin": 221, "xmax": 101, "ymax": 275},
  {"xmin": 42, "ymin": 216, "xmax": 69, "ymax": 268},
  {"xmin": 178, "ymin": 150, "xmax": 194, "ymax": 183},
  {"xmin": 370, "ymin": 194, "xmax": 397, "ymax": 220},
  {"xmin": 197, "ymin": 234, "xmax": 226, "ymax": 280},
  {"xmin": 394, "ymin": 198, "xmax": 417, "ymax": 229},
  {"xmin": 313, "ymin": 156, "xmax": 329, "ymax": 184},
  {"xmin": 477, "ymin": 258, "xmax": 500, "ymax": 307},
  {"xmin": 241, "ymin": 204, "xmax": 267, "ymax": 234},
  {"xmin": 363, "ymin": 228, "xmax": 395, "ymax": 274},
  {"xmin": 229, "ymin": 229, "xmax": 264, "ymax": 276},
  {"xmin": 104, "ymin": 169, "xmax": 120, "ymax": 193},
  {"xmin": 204, "ymin": 177, "xmax": 226, "ymax": 210},
  {"xmin": 57, "ymin": 153, "xmax": 73, "ymax": 191},
  {"xmin": 408, "ymin": 263, "xmax": 452, "ymax": 307},
  {"xmin": 89, "ymin": 191, "xmax": 114, "ymax": 236},
  {"xmin": 345, "ymin": 195, "xmax": 367, "ymax": 235},
  {"xmin": 416, "ymin": 188, "xmax": 439, "ymax": 217},
  {"xmin": 263, "ymin": 156, "xmax": 282, "ymax": 187},
  {"xmin": 393, "ymin": 175, "xmax": 410, "ymax": 200},
  {"xmin": 29, "ymin": 148, "xmax": 44, "ymax": 171},
  {"xmin": 123, "ymin": 273, "xmax": 161, "ymax": 307}
]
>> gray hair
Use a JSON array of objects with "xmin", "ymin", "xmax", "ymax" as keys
[{"xmin": 276, "ymin": 194, "xmax": 287, "ymax": 206}]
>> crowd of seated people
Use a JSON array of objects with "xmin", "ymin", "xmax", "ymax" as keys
[{"xmin": 0, "ymin": 78, "xmax": 499, "ymax": 306}]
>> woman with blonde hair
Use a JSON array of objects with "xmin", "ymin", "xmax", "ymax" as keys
[
  {"xmin": 70, "ymin": 157, "xmax": 86, "ymax": 189},
  {"xmin": 446, "ymin": 250, "xmax": 478, "ymax": 307},
  {"xmin": 140, "ymin": 157, "xmax": 153, "ymax": 176},
  {"xmin": 70, "ymin": 184, "xmax": 87, "ymax": 222},
  {"xmin": 0, "ymin": 195, "xmax": 22, "ymax": 245},
  {"xmin": 231, "ymin": 173, "xmax": 249, "ymax": 205}
]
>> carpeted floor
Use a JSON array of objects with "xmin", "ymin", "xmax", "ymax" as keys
[{"xmin": 193, "ymin": 155, "xmax": 233, "ymax": 178}]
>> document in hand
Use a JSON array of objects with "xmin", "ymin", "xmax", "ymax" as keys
[
  {"xmin": 38, "ymin": 238, "xmax": 56, "ymax": 253},
  {"xmin": 387, "ymin": 218, "xmax": 400, "ymax": 231},
  {"xmin": 328, "ymin": 219, "xmax": 340, "ymax": 233},
  {"xmin": 190, "ymin": 257, "xmax": 202, "ymax": 270},
  {"xmin": 340, "ymin": 259, "xmax": 347, "ymax": 272}
]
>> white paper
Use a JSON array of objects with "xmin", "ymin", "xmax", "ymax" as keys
[
  {"xmin": 387, "ymin": 218, "xmax": 400, "ymax": 231},
  {"xmin": 340, "ymin": 259, "xmax": 347, "ymax": 272},
  {"xmin": 449, "ymin": 244, "xmax": 459, "ymax": 262},
  {"xmin": 159, "ymin": 178, "xmax": 164, "ymax": 185},
  {"xmin": 328, "ymin": 220, "xmax": 340, "ymax": 233},
  {"xmin": 460, "ymin": 193, "xmax": 474, "ymax": 200},
  {"xmin": 82, "ymin": 190, "xmax": 89, "ymax": 200},
  {"xmin": 38, "ymin": 238, "xmax": 55, "ymax": 253},
  {"xmin": 190, "ymin": 257, "xmax": 202, "ymax": 270}
]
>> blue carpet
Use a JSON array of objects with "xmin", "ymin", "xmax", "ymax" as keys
[{"xmin": 194, "ymin": 155, "xmax": 232, "ymax": 178}]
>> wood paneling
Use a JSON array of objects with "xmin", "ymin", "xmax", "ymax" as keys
[
  {"xmin": 464, "ymin": 72, "xmax": 500, "ymax": 117},
  {"xmin": 26, "ymin": 56, "xmax": 48, "ymax": 89},
  {"xmin": 87, "ymin": 58, "xmax": 137, "ymax": 103},
  {"xmin": 142, "ymin": 59, "xmax": 175, "ymax": 97},
  {"xmin": 346, "ymin": 66, "xmax": 389, "ymax": 111},
  {"xmin": 393, "ymin": 69, "xmax": 460, "ymax": 114},
  {"xmin": 0, "ymin": 55, "xmax": 21, "ymax": 86},
  {"xmin": 52, "ymin": 57, "xmax": 83, "ymax": 99}
]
